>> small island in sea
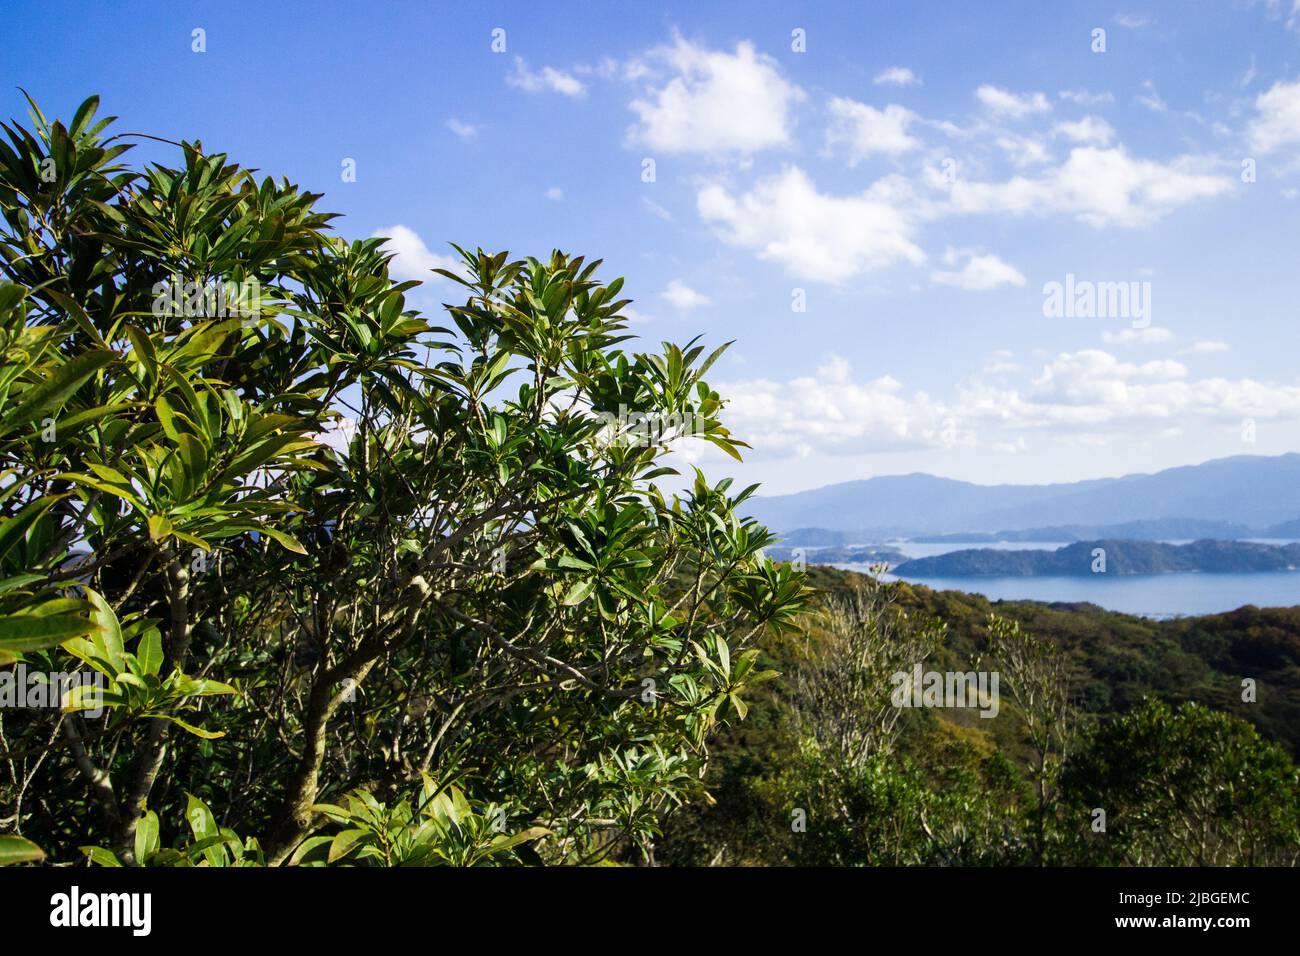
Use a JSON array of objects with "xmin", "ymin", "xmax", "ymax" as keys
[{"xmin": 892, "ymin": 539, "xmax": 1300, "ymax": 578}]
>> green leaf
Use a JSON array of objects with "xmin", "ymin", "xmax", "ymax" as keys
[
  {"xmin": 288, "ymin": 835, "xmax": 334, "ymax": 866},
  {"xmin": 137, "ymin": 629, "xmax": 163, "ymax": 676},
  {"xmin": 0, "ymin": 835, "xmax": 45, "ymax": 866},
  {"xmin": 61, "ymin": 682, "xmax": 109, "ymax": 715},
  {"xmin": 327, "ymin": 828, "xmax": 368, "ymax": 863},
  {"xmin": 256, "ymin": 527, "xmax": 307, "ymax": 555},
  {"xmin": 147, "ymin": 513, "xmax": 173, "ymax": 543},
  {"xmin": 165, "ymin": 716, "xmax": 225, "ymax": 739},
  {"xmin": 0, "ymin": 494, "xmax": 69, "ymax": 567},
  {"xmin": 154, "ymin": 394, "xmax": 183, "ymax": 444},
  {"xmin": 562, "ymin": 579, "xmax": 595, "ymax": 606},
  {"xmin": 176, "ymin": 432, "xmax": 209, "ymax": 484},
  {"xmin": 135, "ymin": 811, "xmax": 160, "ymax": 863},
  {"xmin": 84, "ymin": 588, "xmax": 124, "ymax": 669},
  {"xmin": 185, "ymin": 793, "xmax": 218, "ymax": 844},
  {"xmin": 69, "ymin": 94, "xmax": 100, "ymax": 138},
  {"xmin": 0, "ymin": 613, "xmax": 98, "ymax": 651},
  {"xmin": 0, "ymin": 349, "xmax": 116, "ymax": 439},
  {"xmin": 487, "ymin": 826, "xmax": 552, "ymax": 854},
  {"xmin": 79, "ymin": 845, "xmax": 122, "ymax": 867}
]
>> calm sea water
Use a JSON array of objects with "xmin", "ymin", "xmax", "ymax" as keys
[{"xmin": 831, "ymin": 538, "xmax": 1300, "ymax": 618}]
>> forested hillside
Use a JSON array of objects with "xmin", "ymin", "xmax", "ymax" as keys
[{"xmin": 658, "ymin": 565, "xmax": 1300, "ymax": 866}]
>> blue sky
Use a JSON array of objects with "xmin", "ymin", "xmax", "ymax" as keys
[{"xmin": 5, "ymin": 0, "xmax": 1300, "ymax": 493}]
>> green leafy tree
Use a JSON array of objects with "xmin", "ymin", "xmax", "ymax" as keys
[
  {"xmin": 980, "ymin": 615, "xmax": 1078, "ymax": 864},
  {"xmin": 0, "ymin": 95, "xmax": 808, "ymax": 865},
  {"xmin": 1061, "ymin": 699, "xmax": 1300, "ymax": 866}
]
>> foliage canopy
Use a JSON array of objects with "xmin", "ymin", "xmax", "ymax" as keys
[{"xmin": 0, "ymin": 94, "xmax": 808, "ymax": 866}]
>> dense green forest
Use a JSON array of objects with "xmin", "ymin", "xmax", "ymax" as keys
[
  {"xmin": 659, "ymin": 565, "xmax": 1300, "ymax": 865},
  {"xmin": 0, "ymin": 97, "xmax": 1296, "ymax": 868}
]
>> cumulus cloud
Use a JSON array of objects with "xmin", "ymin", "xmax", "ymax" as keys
[
  {"xmin": 697, "ymin": 140, "xmax": 1227, "ymax": 283},
  {"xmin": 1248, "ymin": 78, "xmax": 1300, "ymax": 152},
  {"xmin": 973, "ymin": 350, "xmax": 1300, "ymax": 432},
  {"xmin": 697, "ymin": 166, "xmax": 924, "ymax": 282},
  {"xmin": 1053, "ymin": 116, "xmax": 1115, "ymax": 145},
  {"xmin": 874, "ymin": 66, "xmax": 921, "ymax": 86},
  {"xmin": 937, "ymin": 146, "xmax": 1231, "ymax": 228},
  {"xmin": 371, "ymin": 225, "xmax": 461, "ymax": 282},
  {"xmin": 628, "ymin": 38, "xmax": 804, "ymax": 154},
  {"xmin": 719, "ymin": 356, "xmax": 954, "ymax": 457},
  {"xmin": 707, "ymin": 348, "xmax": 1300, "ymax": 461},
  {"xmin": 931, "ymin": 250, "xmax": 1026, "ymax": 290},
  {"xmin": 1003, "ymin": 349, "xmax": 1300, "ymax": 426},
  {"xmin": 507, "ymin": 58, "xmax": 585, "ymax": 97},
  {"xmin": 825, "ymin": 97, "xmax": 921, "ymax": 161},
  {"xmin": 996, "ymin": 134, "xmax": 1051, "ymax": 166},
  {"xmin": 660, "ymin": 279, "xmax": 711, "ymax": 309},
  {"xmin": 976, "ymin": 85, "xmax": 1052, "ymax": 119}
]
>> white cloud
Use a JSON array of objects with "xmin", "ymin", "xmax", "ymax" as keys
[
  {"xmin": 996, "ymin": 134, "xmax": 1051, "ymax": 166},
  {"xmin": 719, "ymin": 355, "xmax": 955, "ymax": 456},
  {"xmin": 371, "ymin": 225, "xmax": 461, "ymax": 282},
  {"xmin": 1248, "ymin": 78, "xmax": 1300, "ymax": 152},
  {"xmin": 1187, "ymin": 339, "xmax": 1230, "ymax": 353},
  {"xmin": 1060, "ymin": 89, "xmax": 1115, "ymax": 107},
  {"xmin": 628, "ymin": 38, "xmax": 804, "ymax": 154},
  {"xmin": 1238, "ymin": 56, "xmax": 1258, "ymax": 89},
  {"xmin": 545, "ymin": 186, "xmax": 564, "ymax": 201},
  {"xmin": 507, "ymin": 57, "xmax": 586, "ymax": 97},
  {"xmin": 446, "ymin": 118, "xmax": 478, "ymax": 139},
  {"xmin": 931, "ymin": 249, "xmax": 1026, "ymax": 290},
  {"xmin": 1135, "ymin": 80, "xmax": 1167, "ymax": 113},
  {"xmin": 697, "ymin": 166, "xmax": 924, "ymax": 283},
  {"xmin": 708, "ymin": 348, "xmax": 1300, "ymax": 462},
  {"xmin": 983, "ymin": 350, "xmax": 1020, "ymax": 376},
  {"xmin": 642, "ymin": 197, "xmax": 673, "ymax": 220},
  {"xmin": 1101, "ymin": 326, "xmax": 1173, "ymax": 345},
  {"xmin": 1053, "ymin": 115, "xmax": 1115, "ymax": 145},
  {"xmin": 825, "ymin": 97, "xmax": 921, "ymax": 161},
  {"xmin": 660, "ymin": 279, "xmax": 711, "ymax": 310},
  {"xmin": 997, "ymin": 349, "xmax": 1300, "ymax": 426},
  {"xmin": 1113, "ymin": 13, "xmax": 1153, "ymax": 28},
  {"xmin": 939, "ymin": 146, "xmax": 1231, "ymax": 228},
  {"xmin": 874, "ymin": 66, "xmax": 921, "ymax": 87},
  {"xmin": 976, "ymin": 85, "xmax": 1052, "ymax": 119},
  {"xmin": 955, "ymin": 351, "xmax": 1264, "ymax": 432}
]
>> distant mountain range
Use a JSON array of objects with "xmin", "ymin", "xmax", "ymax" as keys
[
  {"xmin": 748, "ymin": 454, "xmax": 1300, "ymax": 539},
  {"xmin": 893, "ymin": 539, "xmax": 1300, "ymax": 578}
]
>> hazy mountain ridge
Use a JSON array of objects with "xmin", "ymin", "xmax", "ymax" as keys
[{"xmin": 749, "ymin": 454, "xmax": 1300, "ymax": 537}]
